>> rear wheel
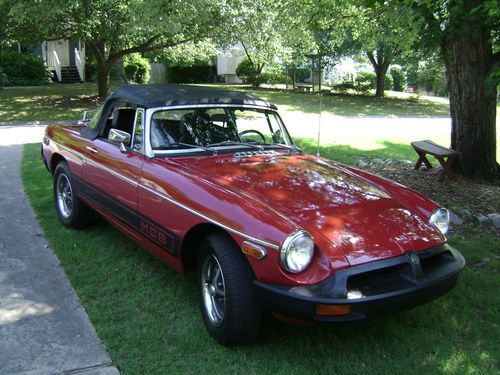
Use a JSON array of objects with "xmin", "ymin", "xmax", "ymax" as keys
[
  {"xmin": 53, "ymin": 161, "xmax": 91, "ymax": 228},
  {"xmin": 197, "ymin": 233, "xmax": 262, "ymax": 345}
]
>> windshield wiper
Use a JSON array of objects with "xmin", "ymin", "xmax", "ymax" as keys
[
  {"xmin": 207, "ymin": 140, "xmax": 264, "ymax": 151},
  {"xmin": 254, "ymin": 142, "xmax": 301, "ymax": 155},
  {"xmin": 175, "ymin": 142, "xmax": 218, "ymax": 155}
]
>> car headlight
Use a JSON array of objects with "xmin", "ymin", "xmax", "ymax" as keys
[
  {"xmin": 280, "ymin": 230, "xmax": 314, "ymax": 273},
  {"xmin": 429, "ymin": 208, "xmax": 450, "ymax": 235}
]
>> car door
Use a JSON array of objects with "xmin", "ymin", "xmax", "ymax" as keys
[{"xmin": 80, "ymin": 106, "xmax": 145, "ymax": 227}]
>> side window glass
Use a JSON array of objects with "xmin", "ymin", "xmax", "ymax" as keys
[{"xmin": 132, "ymin": 109, "xmax": 144, "ymax": 152}]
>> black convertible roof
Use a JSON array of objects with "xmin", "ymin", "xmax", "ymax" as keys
[{"xmin": 107, "ymin": 84, "xmax": 277, "ymax": 109}]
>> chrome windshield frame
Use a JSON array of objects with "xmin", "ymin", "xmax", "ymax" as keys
[{"xmin": 144, "ymin": 104, "xmax": 296, "ymax": 158}]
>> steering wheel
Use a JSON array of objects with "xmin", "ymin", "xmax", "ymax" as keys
[{"xmin": 239, "ymin": 129, "xmax": 266, "ymax": 143}]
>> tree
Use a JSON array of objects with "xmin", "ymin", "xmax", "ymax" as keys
[
  {"xmin": 410, "ymin": 0, "xmax": 499, "ymax": 178},
  {"xmin": 305, "ymin": 0, "xmax": 419, "ymax": 97},
  {"xmin": 226, "ymin": 0, "xmax": 317, "ymax": 86},
  {"xmin": 362, "ymin": 3, "xmax": 420, "ymax": 97},
  {"xmin": 6, "ymin": 0, "xmax": 230, "ymax": 98}
]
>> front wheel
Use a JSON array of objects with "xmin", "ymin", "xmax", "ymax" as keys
[{"xmin": 197, "ymin": 233, "xmax": 262, "ymax": 345}]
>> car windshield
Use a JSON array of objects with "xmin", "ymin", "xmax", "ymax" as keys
[{"xmin": 150, "ymin": 107, "xmax": 294, "ymax": 152}]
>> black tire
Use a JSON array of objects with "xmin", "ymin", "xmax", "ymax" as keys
[
  {"xmin": 197, "ymin": 233, "xmax": 262, "ymax": 345},
  {"xmin": 53, "ymin": 161, "xmax": 91, "ymax": 228}
]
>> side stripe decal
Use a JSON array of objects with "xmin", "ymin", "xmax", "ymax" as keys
[{"xmin": 74, "ymin": 176, "xmax": 180, "ymax": 257}]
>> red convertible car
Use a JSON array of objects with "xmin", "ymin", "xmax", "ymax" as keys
[{"xmin": 42, "ymin": 85, "xmax": 465, "ymax": 345}]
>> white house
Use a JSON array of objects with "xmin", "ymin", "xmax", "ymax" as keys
[
  {"xmin": 216, "ymin": 44, "xmax": 245, "ymax": 84},
  {"xmin": 33, "ymin": 39, "xmax": 86, "ymax": 83}
]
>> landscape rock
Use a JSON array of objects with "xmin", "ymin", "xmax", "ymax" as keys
[
  {"xmin": 372, "ymin": 158, "xmax": 384, "ymax": 165},
  {"xmin": 456, "ymin": 208, "xmax": 473, "ymax": 221},
  {"xmin": 356, "ymin": 160, "xmax": 368, "ymax": 168},
  {"xmin": 449, "ymin": 210, "xmax": 464, "ymax": 225},
  {"xmin": 486, "ymin": 213, "xmax": 500, "ymax": 229},
  {"xmin": 476, "ymin": 214, "xmax": 490, "ymax": 225}
]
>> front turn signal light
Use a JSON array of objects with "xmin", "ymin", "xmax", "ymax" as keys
[
  {"xmin": 315, "ymin": 304, "xmax": 352, "ymax": 316},
  {"xmin": 242, "ymin": 241, "xmax": 267, "ymax": 259}
]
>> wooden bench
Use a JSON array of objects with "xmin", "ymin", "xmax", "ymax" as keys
[
  {"xmin": 293, "ymin": 85, "xmax": 312, "ymax": 93},
  {"xmin": 411, "ymin": 140, "xmax": 462, "ymax": 182}
]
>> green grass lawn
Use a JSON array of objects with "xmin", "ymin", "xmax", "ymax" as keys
[
  {"xmin": 22, "ymin": 143, "xmax": 499, "ymax": 374},
  {"xmin": 224, "ymin": 85, "xmax": 451, "ymax": 117},
  {"xmin": 0, "ymin": 83, "xmax": 451, "ymax": 123},
  {"xmin": 296, "ymin": 138, "xmax": 417, "ymax": 165},
  {"xmin": 0, "ymin": 84, "xmax": 101, "ymax": 122}
]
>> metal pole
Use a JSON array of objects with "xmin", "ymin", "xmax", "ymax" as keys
[{"xmin": 317, "ymin": 91, "xmax": 322, "ymax": 157}]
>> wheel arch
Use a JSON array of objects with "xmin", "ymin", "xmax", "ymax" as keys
[
  {"xmin": 181, "ymin": 223, "xmax": 239, "ymax": 272},
  {"xmin": 50, "ymin": 153, "xmax": 66, "ymax": 174}
]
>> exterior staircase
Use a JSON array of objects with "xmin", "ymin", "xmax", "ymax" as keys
[{"xmin": 60, "ymin": 66, "xmax": 82, "ymax": 83}]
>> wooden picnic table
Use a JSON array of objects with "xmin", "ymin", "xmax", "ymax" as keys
[
  {"xmin": 411, "ymin": 140, "xmax": 462, "ymax": 182},
  {"xmin": 293, "ymin": 85, "xmax": 312, "ymax": 93}
]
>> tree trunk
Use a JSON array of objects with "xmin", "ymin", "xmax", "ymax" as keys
[
  {"xmin": 366, "ymin": 51, "xmax": 390, "ymax": 98},
  {"xmin": 96, "ymin": 60, "xmax": 111, "ymax": 100},
  {"xmin": 375, "ymin": 68, "xmax": 387, "ymax": 98},
  {"xmin": 442, "ymin": 30, "xmax": 499, "ymax": 178}
]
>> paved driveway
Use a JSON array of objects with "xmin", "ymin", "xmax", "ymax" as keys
[{"xmin": 0, "ymin": 124, "xmax": 119, "ymax": 375}]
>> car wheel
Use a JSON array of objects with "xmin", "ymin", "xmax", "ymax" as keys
[
  {"xmin": 197, "ymin": 233, "xmax": 262, "ymax": 345},
  {"xmin": 53, "ymin": 161, "xmax": 91, "ymax": 228}
]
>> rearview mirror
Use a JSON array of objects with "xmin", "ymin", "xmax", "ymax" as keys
[{"xmin": 108, "ymin": 128, "xmax": 131, "ymax": 145}]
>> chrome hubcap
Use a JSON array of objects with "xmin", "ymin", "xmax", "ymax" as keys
[
  {"xmin": 56, "ymin": 174, "xmax": 73, "ymax": 219},
  {"xmin": 201, "ymin": 254, "xmax": 225, "ymax": 327}
]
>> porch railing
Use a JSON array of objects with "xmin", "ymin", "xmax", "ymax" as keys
[
  {"xmin": 52, "ymin": 51, "xmax": 62, "ymax": 82},
  {"xmin": 75, "ymin": 48, "xmax": 85, "ymax": 82}
]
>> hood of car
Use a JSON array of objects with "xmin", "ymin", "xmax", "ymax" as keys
[{"xmin": 172, "ymin": 153, "xmax": 445, "ymax": 266}]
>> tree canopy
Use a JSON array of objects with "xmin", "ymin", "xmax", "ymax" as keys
[{"xmin": 5, "ymin": 0, "xmax": 232, "ymax": 97}]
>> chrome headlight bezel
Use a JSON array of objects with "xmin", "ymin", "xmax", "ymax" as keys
[
  {"xmin": 280, "ymin": 230, "xmax": 315, "ymax": 273},
  {"xmin": 429, "ymin": 207, "xmax": 450, "ymax": 235}
]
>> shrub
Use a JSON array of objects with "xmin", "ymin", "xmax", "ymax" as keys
[
  {"xmin": 0, "ymin": 51, "xmax": 51, "ymax": 86},
  {"xmin": 236, "ymin": 57, "xmax": 265, "ymax": 87},
  {"xmin": 124, "ymin": 53, "xmax": 150, "ymax": 84},
  {"xmin": 333, "ymin": 81, "xmax": 356, "ymax": 93},
  {"xmin": 0, "ymin": 67, "xmax": 6, "ymax": 87},
  {"xmin": 354, "ymin": 71, "xmax": 376, "ymax": 93},
  {"xmin": 85, "ymin": 57, "xmax": 98, "ymax": 82},
  {"xmin": 353, "ymin": 71, "xmax": 393, "ymax": 93},
  {"xmin": 262, "ymin": 63, "xmax": 286, "ymax": 84},
  {"xmin": 432, "ymin": 77, "xmax": 448, "ymax": 97},
  {"xmin": 384, "ymin": 73, "xmax": 394, "ymax": 90},
  {"xmin": 168, "ymin": 64, "xmax": 216, "ymax": 83},
  {"xmin": 406, "ymin": 58, "xmax": 448, "ymax": 96},
  {"xmin": 390, "ymin": 66, "xmax": 406, "ymax": 92}
]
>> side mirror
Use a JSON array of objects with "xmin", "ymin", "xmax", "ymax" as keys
[
  {"xmin": 108, "ymin": 128, "xmax": 131, "ymax": 153},
  {"xmin": 108, "ymin": 128, "xmax": 131, "ymax": 144}
]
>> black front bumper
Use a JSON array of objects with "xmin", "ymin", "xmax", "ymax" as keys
[{"xmin": 255, "ymin": 244, "xmax": 465, "ymax": 322}]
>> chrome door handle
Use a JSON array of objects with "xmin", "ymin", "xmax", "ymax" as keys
[{"xmin": 85, "ymin": 146, "xmax": 98, "ymax": 154}]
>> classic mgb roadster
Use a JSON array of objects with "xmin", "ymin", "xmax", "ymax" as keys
[{"xmin": 41, "ymin": 85, "xmax": 465, "ymax": 345}]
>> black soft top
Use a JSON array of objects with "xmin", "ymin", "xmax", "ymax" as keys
[{"xmin": 106, "ymin": 84, "xmax": 277, "ymax": 109}]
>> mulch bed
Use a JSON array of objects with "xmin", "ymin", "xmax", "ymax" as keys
[{"xmin": 355, "ymin": 158, "xmax": 500, "ymax": 236}]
